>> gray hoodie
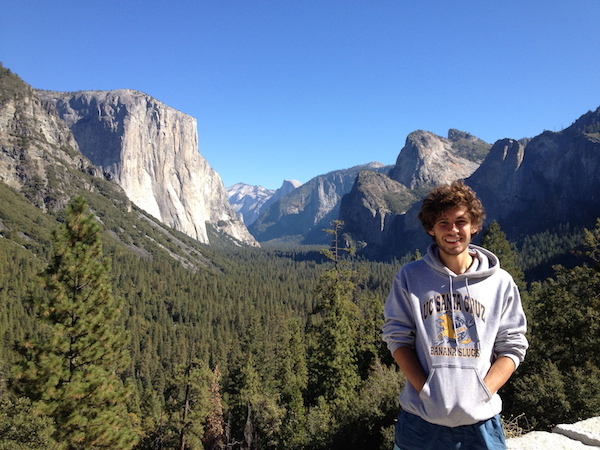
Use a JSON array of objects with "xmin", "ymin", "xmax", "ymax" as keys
[{"xmin": 382, "ymin": 244, "xmax": 528, "ymax": 427}]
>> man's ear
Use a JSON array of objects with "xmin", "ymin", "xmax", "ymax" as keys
[{"xmin": 427, "ymin": 229, "xmax": 435, "ymax": 236}]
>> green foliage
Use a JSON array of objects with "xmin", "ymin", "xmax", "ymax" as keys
[
  {"xmin": 308, "ymin": 262, "xmax": 360, "ymax": 407},
  {"xmin": 508, "ymin": 360, "xmax": 570, "ymax": 429},
  {"xmin": 383, "ymin": 191, "xmax": 416, "ymax": 215},
  {"xmin": 450, "ymin": 133, "xmax": 491, "ymax": 164},
  {"xmin": 308, "ymin": 222, "xmax": 360, "ymax": 408},
  {"xmin": 11, "ymin": 196, "xmax": 138, "ymax": 449},
  {"xmin": 160, "ymin": 359, "xmax": 215, "ymax": 450},
  {"xmin": 332, "ymin": 359, "xmax": 404, "ymax": 450},
  {"xmin": 582, "ymin": 218, "xmax": 600, "ymax": 266},
  {"xmin": 0, "ymin": 64, "xmax": 30, "ymax": 107},
  {"xmin": 504, "ymin": 219, "xmax": 600, "ymax": 429},
  {"xmin": 481, "ymin": 221, "xmax": 526, "ymax": 290},
  {"xmin": 0, "ymin": 397, "xmax": 56, "ymax": 449},
  {"xmin": 517, "ymin": 224, "xmax": 584, "ymax": 274}
]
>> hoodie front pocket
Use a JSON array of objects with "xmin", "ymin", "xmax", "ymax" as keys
[{"xmin": 418, "ymin": 365, "xmax": 492, "ymax": 425}]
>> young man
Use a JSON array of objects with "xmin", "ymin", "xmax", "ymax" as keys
[{"xmin": 382, "ymin": 181, "xmax": 528, "ymax": 450}]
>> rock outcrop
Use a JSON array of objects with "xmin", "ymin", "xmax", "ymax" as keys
[
  {"xmin": 38, "ymin": 89, "xmax": 257, "ymax": 246},
  {"xmin": 339, "ymin": 170, "xmax": 416, "ymax": 248},
  {"xmin": 227, "ymin": 179, "xmax": 302, "ymax": 226},
  {"xmin": 388, "ymin": 130, "xmax": 486, "ymax": 190},
  {"xmin": 0, "ymin": 66, "xmax": 103, "ymax": 212},
  {"xmin": 508, "ymin": 416, "xmax": 600, "ymax": 449},
  {"xmin": 249, "ymin": 163, "xmax": 391, "ymax": 244},
  {"xmin": 468, "ymin": 107, "xmax": 600, "ymax": 237}
]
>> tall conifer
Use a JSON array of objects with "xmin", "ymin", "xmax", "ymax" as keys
[
  {"xmin": 13, "ymin": 195, "xmax": 138, "ymax": 449},
  {"xmin": 481, "ymin": 220, "xmax": 526, "ymax": 290},
  {"xmin": 308, "ymin": 221, "xmax": 360, "ymax": 407}
]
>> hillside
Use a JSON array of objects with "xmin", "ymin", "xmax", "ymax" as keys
[{"xmin": 1, "ymin": 63, "xmax": 599, "ymax": 448}]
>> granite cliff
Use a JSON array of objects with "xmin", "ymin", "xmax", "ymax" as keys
[
  {"xmin": 38, "ymin": 89, "xmax": 257, "ymax": 246},
  {"xmin": 468, "ymin": 107, "xmax": 600, "ymax": 237},
  {"xmin": 0, "ymin": 67, "xmax": 103, "ymax": 212},
  {"xmin": 249, "ymin": 163, "xmax": 392, "ymax": 244},
  {"xmin": 227, "ymin": 179, "xmax": 302, "ymax": 226},
  {"xmin": 338, "ymin": 130, "xmax": 490, "ymax": 256},
  {"xmin": 338, "ymin": 170, "xmax": 416, "ymax": 248},
  {"xmin": 388, "ymin": 129, "xmax": 488, "ymax": 190}
]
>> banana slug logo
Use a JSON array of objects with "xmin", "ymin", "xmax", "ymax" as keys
[{"xmin": 435, "ymin": 312, "xmax": 473, "ymax": 345}]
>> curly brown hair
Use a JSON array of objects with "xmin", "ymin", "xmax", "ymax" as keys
[{"xmin": 418, "ymin": 181, "xmax": 485, "ymax": 236}]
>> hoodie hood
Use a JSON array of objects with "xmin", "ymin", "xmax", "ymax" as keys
[{"xmin": 423, "ymin": 243, "xmax": 499, "ymax": 281}]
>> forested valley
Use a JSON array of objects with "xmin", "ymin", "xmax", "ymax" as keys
[{"xmin": 1, "ymin": 191, "xmax": 599, "ymax": 449}]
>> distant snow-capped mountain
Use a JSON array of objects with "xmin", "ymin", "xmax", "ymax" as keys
[{"xmin": 227, "ymin": 179, "xmax": 302, "ymax": 225}]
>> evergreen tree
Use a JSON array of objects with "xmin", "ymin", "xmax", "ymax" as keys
[
  {"xmin": 506, "ymin": 218, "xmax": 600, "ymax": 428},
  {"xmin": 12, "ymin": 195, "xmax": 138, "ymax": 449},
  {"xmin": 202, "ymin": 366, "xmax": 225, "ymax": 450},
  {"xmin": 234, "ymin": 351, "xmax": 287, "ymax": 449},
  {"xmin": 274, "ymin": 318, "xmax": 309, "ymax": 449},
  {"xmin": 0, "ymin": 397, "xmax": 56, "ymax": 449},
  {"xmin": 162, "ymin": 358, "xmax": 213, "ymax": 450},
  {"xmin": 308, "ymin": 221, "xmax": 360, "ymax": 407},
  {"xmin": 481, "ymin": 221, "xmax": 526, "ymax": 290},
  {"xmin": 582, "ymin": 217, "xmax": 600, "ymax": 267}
]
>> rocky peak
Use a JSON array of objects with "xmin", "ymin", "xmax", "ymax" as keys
[
  {"xmin": 227, "ymin": 183, "xmax": 275, "ymax": 225},
  {"xmin": 562, "ymin": 106, "xmax": 600, "ymax": 136},
  {"xmin": 448, "ymin": 129, "xmax": 492, "ymax": 163},
  {"xmin": 249, "ymin": 163, "xmax": 390, "ymax": 244},
  {"xmin": 278, "ymin": 179, "xmax": 302, "ymax": 195},
  {"xmin": 466, "ymin": 138, "xmax": 526, "ymax": 224},
  {"xmin": 39, "ymin": 89, "xmax": 257, "ymax": 246},
  {"xmin": 388, "ymin": 130, "xmax": 482, "ymax": 190},
  {"xmin": 465, "ymin": 107, "xmax": 600, "ymax": 237},
  {"xmin": 339, "ymin": 170, "xmax": 416, "ymax": 248},
  {"xmin": 227, "ymin": 179, "xmax": 302, "ymax": 226}
]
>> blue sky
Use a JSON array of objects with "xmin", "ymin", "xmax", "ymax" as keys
[{"xmin": 2, "ymin": 1, "xmax": 599, "ymax": 190}]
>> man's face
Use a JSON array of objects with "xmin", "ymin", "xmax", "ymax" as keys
[{"xmin": 427, "ymin": 206, "xmax": 478, "ymax": 257}]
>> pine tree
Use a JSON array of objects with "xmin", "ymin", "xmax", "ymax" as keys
[
  {"xmin": 505, "ymin": 218, "xmax": 600, "ymax": 428},
  {"xmin": 12, "ymin": 195, "xmax": 138, "ymax": 449},
  {"xmin": 308, "ymin": 221, "xmax": 360, "ymax": 407},
  {"xmin": 162, "ymin": 358, "xmax": 213, "ymax": 450},
  {"xmin": 481, "ymin": 220, "xmax": 526, "ymax": 290},
  {"xmin": 202, "ymin": 366, "xmax": 225, "ymax": 450},
  {"xmin": 275, "ymin": 318, "xmax": 309, "ymax": 448}
]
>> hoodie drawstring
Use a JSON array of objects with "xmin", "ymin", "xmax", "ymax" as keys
[
  {"xmin": 464, "ymin": 277, "xmax": 481, "ymax": 351},
  {"xmin": 448, "ymin": 275, "xmax": 458, "ymax": 347}
]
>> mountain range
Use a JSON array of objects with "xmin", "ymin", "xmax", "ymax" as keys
[
  {"xmin": 226, "ymin": 179, "xmax": 302, "ymax": 225},
  {"xmin": 2, "ymin": 62, "xmax": 600, "ymax": 266},
  {"xmin": 248, "ymin": 162, "xmax": 392, "ymax": 244},
  {"xmin": 234, "ymin": 111, "xmax": 600, "ymax": 261},
  {"xmin": 241, "ymin": 130, "xmax": 489, "ymax": 246}
]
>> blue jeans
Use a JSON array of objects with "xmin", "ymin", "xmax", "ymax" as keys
[{"xmin": 394, "ymin": 410, "xmax": 506, "ymax": 450}]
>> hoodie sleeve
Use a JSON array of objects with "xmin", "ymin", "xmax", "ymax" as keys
[
  {"xmin": 382, "ymin": 269, "xmax": 417, "ymax": 355},
  {"xmin": 494, "ymin": 275, "xmax": 529, "ymax": 369}
]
